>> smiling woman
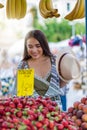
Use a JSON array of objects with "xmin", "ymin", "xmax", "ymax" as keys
[{"xmin": 10, "ymin": 29, "xmax": 71, "ymax": 111}]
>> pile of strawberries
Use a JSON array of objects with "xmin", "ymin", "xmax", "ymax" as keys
[
  {"xmin": 67, "ymin": 97, "xmax": 87, "ymax": 130},
  {"xmin": 0, "ymin": 96, "xmax": 78, "ymax": 130}
]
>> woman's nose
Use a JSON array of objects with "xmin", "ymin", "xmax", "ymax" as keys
[{"xmin": 32, "ymin": 47, "xmax": 37, "ymax": 52}]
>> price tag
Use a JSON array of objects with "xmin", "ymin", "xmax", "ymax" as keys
[{"xmin": 17, "ymin": 69, "xmax": 34, "ymax": 96}]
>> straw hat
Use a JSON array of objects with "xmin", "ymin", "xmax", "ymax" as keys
[{"xmin": 56, "ymin": 48, "xmax": 81, "ymax": 83}]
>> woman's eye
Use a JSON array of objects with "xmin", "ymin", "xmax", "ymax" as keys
[
  {"xmin": 36, "ymin": 45, "xmax": 41, "ymax": 48},
  {"xmin": 27, "ymin": 46, "xmax": 33, "ymax": 49}
]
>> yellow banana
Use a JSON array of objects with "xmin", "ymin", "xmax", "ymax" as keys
[
  {"xmin": 10, "ymin": 0, "xmax": 15, "ymax": 18},
  {"xmin": 15, "ymin": 0, "xmax": 21, "ymax": 19},
  {"xmin": 6, "ymin": 0, "xmax": 10, "ymax": 18},
  {"xmin": 0, "ymin": 3, "xmax": 4, "ymax": 8},
  {"xmin": 40, "ymin": 11, "xmax": 49, "ymax": 19},
  {"xmin": 39, "ymin": 0, "xmax": 52, "ymax": 18},
  {"xmin": 20, "ymin": 0, "xmax": 27, "ymax": 18},
  {"xmin": 72, "ymin": 0, "xmax": 81, "ymax": 19},
  {"xmin": 45, "ymin": 0, "xmax": 58, "ymax": 14},
  {"xmin": 74, "ymin": 0, "xmax": 85, "ymax": 19},
  {"xmin": 54, "ymin": 13, "xmax": 60, "ymax": 18},
  {"xmin": 64, "ymin": 0, "xmax": 80, "ymax": 21},
  {"xmin": 6, "ymin": 0, "xmax": 12, "ymax": 19}
]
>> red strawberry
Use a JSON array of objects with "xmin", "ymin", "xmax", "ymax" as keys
[
  {"xmin": 9, "ymin": 102, "xmax": 15, "ymax": 108},
  {"xmin": 62, "ymin": 119, "xmax": 69, "ymax": 127},
  {"xmin": 57, "ymin": 124, "xmax": 64, "ymax": 130},
  {"xmin": 49, "ymin": 120, "xmax": 54, "ymax": 128},
  {"xmin": 0, "ymin": 105, "xmax": 4, "ymax": 113},
  {"xmin": 13, "ymin": 97, "xmax": 19, "ymax": 104},
  {"xmin": 16, "ymin": 111, "xmax": 22, "ymax": 118},
  {"xmin": 13, "ymin": 118, "xmax": 19, "ymax": 124},
  {"xmin": 5, "ymin": 107, "xmax": 10, "ymax": 112},
  {"xmin": 17, "ymin": 103, "xmax": 23, "ymax": 109},
  {"xmin": 36, "ymin": 121, "xmax": 43, "ymax": 128},
  {"xmin": 23, "ymin": 119, "xmax": 31, "ymax": 125},
  {"xmin": 4, "ymin": 100, "xmax": 9, "ymax": 106},
  {"xmin": 0, "ymin": 118, "xmax": 4, "ymax": 123},
  {"xmin": 1, "ymin": 121, "xmax": 8, "ymax": 128},
  {"xmin": 43, "ymin": 118, "xmax": 49, "ymax": 126}
]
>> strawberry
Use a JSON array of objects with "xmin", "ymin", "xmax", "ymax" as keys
[
  {"xmin": 4, "ymin": 100, "xmax": 9, "ymax": 106},
  {"xmin": 49, "ymin": 120, "xmax": 55, "ymax": 128},
  {"xmin": 23, "ymin": 119, "xmax": 31, "ymax": 125},
  {"xmin": 57, "ymin": 124, "xmax": 64, "ymax": 130},
  {"xmin": 17, "ymin": 103, "xmax": 23, "ymax": 109},
  {"xmin": 0, "ymin": 118, "xmax": 4, "ymax": 123},
  {"xmin": 5, "ymin": 107, "xmax": 10, "ymax": 112},
  {"xmin": 16, "ymin": 111, "xmax": 22, "ymax": 118},
  {"xmin": 1, "ymin": 121, "xmax": 8, "ymax": 128},
  {"xmin": 62, "ymin": 119, "xmax": 69, "ymax": 127},
  {"xmin": 9, "ymin": 102, "xmax": 15, "ymax": 108},
  {"xmin": 0, "ymin": 105, "xmax": 4, "ymax": 113},
  {"xmin": 36, "ymin": 121, "xmax": 43, "ymax": 128},
  {"xmin": 13, "ymin": 97, "xmax": 19, "ymax": 104},
  {"xmin": 43, "ymin": 118, "xmax": 49, "ymax": 126},
  {"xmin": 13, "ymin": 117, "xmax": 19, "ymax": 124}
]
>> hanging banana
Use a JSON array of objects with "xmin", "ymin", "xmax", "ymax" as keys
[
  {"xmin": 39, "ymin": 0, "xmax": 60, "ymax": 19},
  {"xmin": 64, "ymin": 0, "xmax": 85, "ymax": 21},
  {"xmin": 39, "ymin": 0, "xmax": 52, "ymax": 19},
  {"xmin": 20, "ymin": 0, "xmax": 27, "ymax": 18},
  {"xmin": 0, "ymin": 3, "xmax": 4, "ymax": 8},
  {"xmin": 10, "ymin": 0, "xmax": 15, "ymax": 18},
  {"xmin": 45, "ymin": 0, "xmax": 60, "ymax": 18},
  {"xmin": 6, "ymin": 0, "xmax": 27, "ymax": 19},
  {"xmin": 15, "ymin": 0, "xmax": 21, "ymax": 19},
  {"xmin": 74, "ymin": 0, "xmax": 85, "ymax": 19}
]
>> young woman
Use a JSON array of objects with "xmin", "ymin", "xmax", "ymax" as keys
[{"xmin": 11, "ymin": 30, "xmax": 68, "ymax": 109}]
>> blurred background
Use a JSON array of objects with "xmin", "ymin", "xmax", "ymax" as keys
[{"xmin": 0, "ymin": 0, "xmax": 86, "ymax": 109}]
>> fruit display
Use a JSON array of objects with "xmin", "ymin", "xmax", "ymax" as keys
[
  {"xmin": 67, "ymin": 97, "xmax": 87, "ymax": 130},
  {"xmin": 6, "ymin": 0, "xmax": 27, "ymax": 19},
  {"xmin": 0, "ymin": 96, "xmax": 78, "ymax": 130},
  {"xmin": 64, "ymin": 0, "xmax": 85, "ymax": 21},
  {"xmin": 39, "ymin": 0, "xmax": 60, "ymax": 19}
]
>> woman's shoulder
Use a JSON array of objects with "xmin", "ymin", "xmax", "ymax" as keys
[{"xmin": 17, "ymin": 60, "xmax": 28, "ymax": 69}]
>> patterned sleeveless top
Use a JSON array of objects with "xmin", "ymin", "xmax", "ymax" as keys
[{"xmin": 12, "ymin": 56, "xmax": 67, "ymax": 97}]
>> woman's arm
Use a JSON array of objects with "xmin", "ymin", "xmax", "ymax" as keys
[{"xmin": 60, "ymin": 79, "xmax": 68, "ymax": 88}]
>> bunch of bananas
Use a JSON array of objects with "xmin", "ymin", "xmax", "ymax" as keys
[
  {"xmin": 64, "ymin": 0, "xmax": 85, "ymax": 21},
  {"xmin": 39, "ymin": 0, "xmax": 60, "ymax": 19},
  {"xmin": 6, "ymin": 0, "xmax": 27, "ymax": 19},
  {"xmin": 0, "ymin": 3, "xmax": 4, "ymax": 8}
]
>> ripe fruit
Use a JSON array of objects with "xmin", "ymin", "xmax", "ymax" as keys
[
  {"xmin": 82, "ymin": 114, "xmax": 87, "ymax": 122},
  {"xmin": 73, "ymin": 101, "xmax": 80, "ymax": 109},
  {"xmin": 68, "ymin": 107, "xmax": 74, "ymax": 113},
  {"xmin": 81, "ymin": 97, "xmax": 87, "ymax": 104},
  {"xmin": 81, "ymin": 122, "xmax": 87, "ymax": 129},
  {"xmin": 78, "ymin": 103, "xmax": 84, "ymax": 110},
  {"xmin": 75, "ymin": 119, "xmax": 82, "ymax": 127},
  {"xmin": 76, "ymin": 110, "xmax": 83, "ymax": 119},
  {"xmin": 9, "ymin": 102, "xmax": 15, "ymax": 108},
  {"xmin": 82, "ymin": 105, "xmax": 87, "ymax": 114}
]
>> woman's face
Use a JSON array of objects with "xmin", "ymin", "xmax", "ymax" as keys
[{"xmin": 26, "ymin": 37, "xmax": 43, "ymax": 59}]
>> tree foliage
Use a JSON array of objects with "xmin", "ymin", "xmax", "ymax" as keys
[{"xmin": 30, "ymin": 6, "xmax": 85, "ymax": 42}]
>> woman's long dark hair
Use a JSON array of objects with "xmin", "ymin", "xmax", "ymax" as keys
[{"xmin": 23, "ymin": 30, "xmax": 53, "ymax": 61}]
